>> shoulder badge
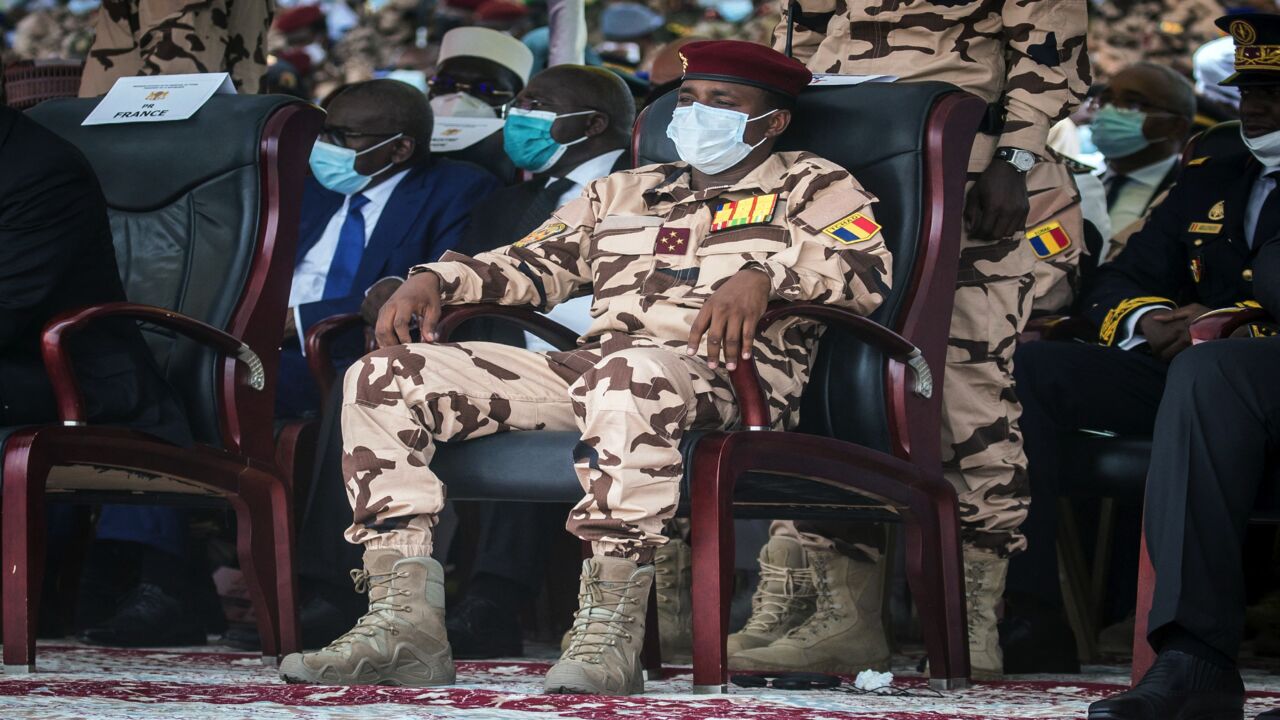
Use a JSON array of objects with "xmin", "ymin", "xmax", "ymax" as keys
[
  {"xmin": 710, "ymin": 194, "xmax": 778, "ymax": 232},
  {"xmin": 514, "ymin": 222, "xmax": 567, "ymax": 248},
  {"xmin": 1208, "ymin": 201, "xmax": 1225, "ymax": 220},
  {"xmin": 1186, "ymin": 156, "xmax": 1211, "ymax": 167},
  {"xmin": 1027, "ymin": 221, "xmax": 1072, "ymax": 258},
  {"xmin": 821, "ymin": 212, "xmax": 882, "ymax": 245}
]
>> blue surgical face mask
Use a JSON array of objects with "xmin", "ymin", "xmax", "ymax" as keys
[
  {"xmin": 67, "ymin": 0, "xmax": 100, "ymax": 15},
  {"xmin": 309, "ymin": 133, "xmax": 403, "ymax": 195},
  {"xmin": 1091, "ymin": 105, "xmax": 1151, "ymax": 159},
  {"xmin": 503, "ymin": 107, "xmax": 592, "ymax": 173},
  {"xmin": 716, "ymin": 0, "xmax": 754, "ymax": 23}
]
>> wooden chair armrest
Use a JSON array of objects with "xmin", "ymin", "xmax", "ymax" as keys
[
  {"xmin": 42, "ymin": 301, "xmax": 262, "ymax": 426},
  {"xmin": 1190, "ymin": 307, "xmax": 1273, "ymax": 344},
  {"xmin": 435, "ymin": 304, "xmax": 580, "ymax": 351},
  {"xmin": 729, "ymin": 302, "xmax": 931, "ymax": 430},
  {"xmin": 303, "ymin": 312, "xmax": 366, "ymax": 397}
]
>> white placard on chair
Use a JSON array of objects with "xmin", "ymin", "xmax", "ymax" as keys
[{"xmin": 83, "ymin": 73, "xmax": 236, "ymax": 126}]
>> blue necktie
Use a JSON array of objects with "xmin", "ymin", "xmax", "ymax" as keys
[{"xmin": 322, "ymin": 193, "xmax": 371, "ymax": 300}]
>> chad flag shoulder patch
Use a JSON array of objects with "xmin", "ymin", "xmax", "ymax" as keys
[
  {"xmin": 1027, "ymin": 220, "xmax": 1072, "ymax": 258},
  {"xmin": 821, "ymin": 212, "xmax": 882, "ymax": 245},
  {"xmin": 515, "ymin": 222, "xmax": 567, "ymax": 248}
]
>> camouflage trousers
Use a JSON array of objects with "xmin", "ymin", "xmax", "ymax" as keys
[
  {"xmin": 777, "ymin": 135, "xmax": 1063, "ymax": 558},
  {"xmin": 340, "ymin": 338, "xmax": 738, "ymax": 563},
  {"xmin": 79, "ymin": 0, "xmax": 273, "ymax": 97}
]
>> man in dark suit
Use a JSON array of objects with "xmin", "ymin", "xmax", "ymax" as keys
[
  {"xmin": 1, "ymin": 96, "xmax": 196, "ymax": 645},
  {"xmin": 276, "ymin": 65, "xmax": 637, "ymax": 655},
  {"xmin": 1085, "ymin": 14, "xmax": 1280, "ymax": 720},
  {"xmin": 1007, "ymin": 12, "xmax": 1280, "ymax": 704},
  {"xmin": 277, "ymin": 78, "xmax": 501, "ymax": 417}
]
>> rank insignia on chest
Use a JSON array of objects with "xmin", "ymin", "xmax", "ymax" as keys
[
  {"xmin": 515, "ymin": 222, "xmax": 567, "ymax": 248},
  {"xmin": 821, "ymin": 212, "xmax": 882, "ymax": 245},
  {"xmin": 1209, "ymin": 201, "xmax": 1225, "ymax": 220},
  {"xmin": 1026, "ymin": 221, "xmax": 1072, "ymax": 258},
  {"xmin": 1190, "ymin": 257, "xmax": 1203, "ymax": 283},
  {"xmin": 655, "ymin": 226, "xmax": 690, "ymax": 255},
  {"xmin": 1188, "ymin": 222, "xmax": 1223, "ymax": 234},
  {"xmin": 710, "ymin": 193, "xmax": 778, "ymax": 232}
]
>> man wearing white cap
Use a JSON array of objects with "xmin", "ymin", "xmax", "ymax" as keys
[{"xmin": 429, "ymin": 26, "xmax": 534, "ymax": 119}]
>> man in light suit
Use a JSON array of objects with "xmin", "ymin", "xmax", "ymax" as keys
[{"xmin": 277, "ymin": 78, "xmax": 500, "ymax": 417}]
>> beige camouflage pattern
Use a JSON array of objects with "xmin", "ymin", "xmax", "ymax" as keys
[
  {"xmin": 1089, "ymin": 0, "xmax": 1225, "ymax": 81},
  {"xmin": 772, "ymin": 1, "xmax": 1090, "ymax": 556},
  {"xmin": 341, "ymin": 152, "xmax": 893, "ymax": 562},
  {"xmin": 79, "ymin": 0, "xmax": 273, "ymax": 97},
  {"xmin": 1028, "ymin": 160, "xmax": 1086, "ymax": 314},
  {"xmin": 772, "ymin": 0, "xmax": 1091, "ymax": 158}
]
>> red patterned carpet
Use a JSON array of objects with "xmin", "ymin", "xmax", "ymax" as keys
[{"xmin": 2, "ymin": 643, "xmax": 1280, "ymax": 719}]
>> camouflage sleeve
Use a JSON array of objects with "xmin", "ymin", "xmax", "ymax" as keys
[
  {"xmin": 761, "ymin": 161, "xmax": 893, "ymax": 315},
  {"xmin": 408, "ymin": 186, "xmax": 599, "ymax": 310},
  {"xmin": 999, "ymin": 0, "xmax": 1092, "ymax": 157},
  {"xmin": 770, "ymin": 0, "xmax": 832, "ymax": 65}
]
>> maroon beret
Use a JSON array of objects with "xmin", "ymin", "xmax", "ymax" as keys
[
  {"xmin": 475, "ymin": 0, "xmax": 528, "ymax": 22},
  {"xmin": 678, "ymin": 40, "xmax": 812, "ymax": 98},
  {"xmin": 273, "ymin": 4, "xmax": 324, "ymax": 33}
]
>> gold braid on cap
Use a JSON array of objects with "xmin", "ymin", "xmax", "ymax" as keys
[{"xmin": 1237, "ymin": 44, "xmax": 1280, "ymax": 72}]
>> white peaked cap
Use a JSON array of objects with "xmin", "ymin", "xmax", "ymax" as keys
[{"xmin": 438, "ymin": 27, "xmax": 535, "ymax": 84}]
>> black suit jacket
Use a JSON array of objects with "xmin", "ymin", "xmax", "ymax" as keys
[
  {"xmin": 1084, "ymin": 137, "xmax": 1279, "ymax": 346},
  {"xmin": 0, "ymin": 106, "xmax": 189, "ymax": 443}
]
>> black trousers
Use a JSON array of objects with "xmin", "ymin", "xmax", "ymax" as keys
[
  {"xmin": 1007, "ymin": 340, "xmax": 1170, "ymax": 607},
  {"xmin": 1144, "ymin": 337, "xmax": 1280, "ymax": 659}
]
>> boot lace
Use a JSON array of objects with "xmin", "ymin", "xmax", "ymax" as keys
[
  {"xmin": 324, "ymin": 567, "xmax": 412, "ymax": 650},
  {"xmin": 563, "ymin": 567, "xmax": 643, "ymax": 664},
  {"xmin": 781, "ymin": 553, "xmax": 844, "ymax": 641},
  {"xmin": 742, "ymin": 560, "xmax": 816, "ymax": 634}
]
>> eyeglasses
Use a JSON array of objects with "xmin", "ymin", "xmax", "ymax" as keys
[
  {"xmin": 427, "ymin": 76, "xmax": 515, "ymax": 101},
  {"xmin": 321, "ymin": 128, "xmax": 400, "ymax": 148}
]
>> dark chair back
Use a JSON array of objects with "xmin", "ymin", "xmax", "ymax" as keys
[
  {"xmin": 26, "ymin": 96, "xmax": 320, "ymax": 458},
  {"xmin": 1183, "ymin": 120, "xmax": 1249, "ymax": 165},
  {"xmin": 3, "ymin": 60, "xmax": 83, "ymax": 110},
  {"xmin": 635, "ymin": 83, "xmax": 973, "ymax": 456}
]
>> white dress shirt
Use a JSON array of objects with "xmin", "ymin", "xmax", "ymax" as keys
[
  {"xmin": 525, "ymin": 149, "xmax": 627, "ymax": 352},
  {"xmin": 1100, "ymin": 154, "xmax": 1179, "ymax": 260},
  {"xmin": 289, "ymin": 168, "xmax": 410, "ymax": 343}
]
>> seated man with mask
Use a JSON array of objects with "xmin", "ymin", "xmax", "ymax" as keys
[
  {"xmin": 280, "ymin": 40, "xmax": 893, "ymax": 695},
  {"xmin": 279, "ymin": 78, "xmax": 500, "ymax": 417}
]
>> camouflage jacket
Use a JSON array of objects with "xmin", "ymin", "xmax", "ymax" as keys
[
  {"xmin": 413, "ymin": 151, "xmax": 894, "ymax": 424},
  {"xmin": 771, "ymin": 0, "xmax": 1091, "ymax": 158}
]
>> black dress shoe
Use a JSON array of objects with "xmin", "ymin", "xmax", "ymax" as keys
[
  {"xmin": 1256, "ymin": 710, "xmax": 1280, "ymax": 719},
  {"xmin": 446, "ymin": 595, "xmax": 522, "ymax": 659},
  {"xmin": 80, "ymin": 583, "xmax": 206, "ymax": 647},
  {"xmin": 1000, "ymin": 598, "xmax": 1080, "ymax": 674},
  {"xmin": 1087, "ymin": 650, "xmax": 1244, "ymax": 720}
]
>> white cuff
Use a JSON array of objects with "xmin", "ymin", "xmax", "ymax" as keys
[
  {"xmin": 294, "ymin": 306, "xmax": 307, "ymax": 356},
  {"xmin": 1117, "ymin": 305, "xmax": 1172, "ymax": 350}
]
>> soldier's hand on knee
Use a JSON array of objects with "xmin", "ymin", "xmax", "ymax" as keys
[
  {"xmin": 965, "ymin": 160, "xmax": 1030, "ymax": 241},
  {"xmin": 376, "ymin": 271, "xmax": 442, "ymax": 348},
  {"xmin": 687, "ymin": 268, "xmax": 770, "ymax": 370}
]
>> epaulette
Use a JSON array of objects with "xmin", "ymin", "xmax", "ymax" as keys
[{"xmin": 1046, "ymin": 146, "xmax": 1095, "ymax": 175}]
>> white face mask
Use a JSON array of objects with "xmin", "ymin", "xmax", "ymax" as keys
[
  {"xmin": 665, "ymin": 103, "xmax": 776, "ymax": 175},
  {"xmin": 430, "ymin": 92, "xmax": 499, "ymax": 118},
  {"xmin": 1242, "ymin": 125, "xmax": 1280, "ymax": 168}
]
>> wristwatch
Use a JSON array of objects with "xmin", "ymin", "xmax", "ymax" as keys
[{"xmin": 996, "ymin": 147, "xmax": 1037, "ymax": 173}]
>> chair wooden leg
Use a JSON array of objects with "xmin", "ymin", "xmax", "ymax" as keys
[
  {"xmin": 230, "ymin": 486, "xmax": 282, "ymax": 664},
  {"xmin": 1057, "ymin": 499, "xmax": 1099, "ymax": 662},
  {"xmin": 265, "ymin": 476, "xmax": 299, "ymax": 657},
  {"xmin": 689, "ymin": 437, "xmax": 735, "ymax": 694},
  {"xmin": 904, "ymin": 489, "xmax": 969, "ymax": 689},
  {"xmin": 642, "ymin": 580, "xmax": 663, "ymax": 680},
  {"xmin": 1131, "ymin": 527, "xmax": 1156, "ymax": 686},
  {"xmin": 2, "ymin": 445, "xmax": 47, "ymax": 673}
]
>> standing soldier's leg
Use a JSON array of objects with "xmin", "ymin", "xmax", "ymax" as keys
[
  {"xmin": 281, "ymin": 342, "xmax": 579, "ymax": 687},
  {"xmin": 549, "ymin": 346, "xmax": 736, "ymax": 696},
  {"xmin": 942, "ymin": 136, "xmax": 1038, "ymax": 679},
  {"xmin": 223, "ymin": 0, "xmax": 272, "ymax": 94},
  {"xmin": 80, "ymin": 0, "xmax": 145, "ymax": 97},
  {"xmin": 134, "ymin": 0, "xmax": 228, "ymax": 79},
  {"xmin": 730, "ymin": 520, "xmax": 890, "ymax": 673}
]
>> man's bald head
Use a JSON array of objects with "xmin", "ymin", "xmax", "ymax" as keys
[
  {"xmin": 328, "ymin": 79, "xmax": 434, "ymax": 161},
  {"xmin": 529, "ymin": 65, "xmax": 636, "ymax": 143}
]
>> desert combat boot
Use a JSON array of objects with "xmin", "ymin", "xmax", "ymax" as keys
[
  {"xmin": 726, "ymin": 535, "xmax": 816, "ymax": 657},
  {"xmin": 730, "ymin": 549, "xmax": 890, "ymax": 674},
  {"xmin": 655, "ymin": 538, "xmax": 693, "ymax": 664},
  {"xmin": 279, "ymin": 549, "xmax": 454, "ymax": 686},
  {"xmin": 545, "ymin": 556, "xmax": 654, "ymax": 695},
  {"xmin": 965, "ymin": 546, "xmax": 1007, "ymax": 680}
]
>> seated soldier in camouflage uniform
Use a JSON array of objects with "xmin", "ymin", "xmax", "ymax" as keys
[{"xmin": 279, "ymin": 39, "xmax": 894, "ymax": 695}]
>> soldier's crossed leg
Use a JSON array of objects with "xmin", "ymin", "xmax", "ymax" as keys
[{"xmin": 340, "ymin": 339, "xmax": 736, "ymax": 563}]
